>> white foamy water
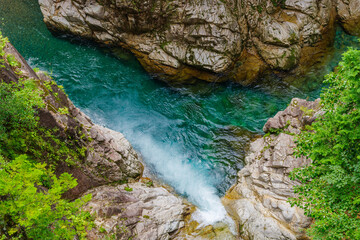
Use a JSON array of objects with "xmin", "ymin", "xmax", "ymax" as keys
[
  {"xmin": 83, "ymin": 99, "xmax": 235, "ymax": 227},
  {"xmin": 125, "ymin": 132, "xmax": 229, "ymax": 225},
  {"xmin": 132, "ymin": 134, "xmax": 237, "ymax": 235}
]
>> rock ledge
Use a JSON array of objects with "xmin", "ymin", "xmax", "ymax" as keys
[{"xmin": 223, "ymin": 98, "xmax": 322, "ymax": 240}]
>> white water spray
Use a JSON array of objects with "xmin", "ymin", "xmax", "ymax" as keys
[
  {"xmin": 127, "ymin": 132, "xmax": 229, "ymax": 225},
  {"xmin": 87, "ymin": 103, "xmax": 234, "ymax": 227}
]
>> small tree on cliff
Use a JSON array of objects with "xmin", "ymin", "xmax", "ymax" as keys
[
  {"xmin": 0, "ymin": 155, "xmax": 93, "ymax": 239},
  {"xmin": 290, "ymin": 48, "xmax": 360, "ymax": 239}
]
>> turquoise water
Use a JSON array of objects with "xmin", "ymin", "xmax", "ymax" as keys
[{"xmin": 1, "ymin": 0, "xmax": 359, "ymax": 222}]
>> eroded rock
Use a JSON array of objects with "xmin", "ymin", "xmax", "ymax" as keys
[
  {"xmin": 84, "ymin": 183, "xmax": 190, "ymax": 240},
  {"xmin": 38, "ymin": 0, "xmax": 358, "ymax": 85},
  {"xmin": 337, "ymin": 0, "xmax": 360, "ymax": 36},
  {"xmin": 223, "ymin": 98, "xmax": 322, "ymax": 240}
]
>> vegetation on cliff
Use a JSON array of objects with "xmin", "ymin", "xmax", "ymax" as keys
[
  {"xmin": 0, "ymin": 33, "xmax": 93, "ymax": 239},
  {"xmin": 291, "ymin": 48, "xmax": 360, "ymax": 239},
  {"xmin": 0, "ymin": 155, "xmax": 93, "ymax": 239}
]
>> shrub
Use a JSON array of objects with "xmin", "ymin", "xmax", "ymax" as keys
[
  {"xmin": 0, "ymin": 155, "xmax": 93, "ymax": 239},
  {"xmin": 290, "ymin": 48, "xmax": 360, "ymax": 239}
]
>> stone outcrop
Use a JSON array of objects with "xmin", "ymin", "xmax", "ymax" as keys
[
  {"xmin": 1, "ymin": 41, "xmax": 190, "ymax": 239},
  {"xmin": 39, "ymin": 0, "xmax": 358, "ymax": 85},
  {"xmin": 83, "ymin": 182, "xmax": 190, "ymax": 240},
  {"xmin": 223, "ymin": 98, "xmax": 322, "ymax": 240},
  {"xmin": 336, "ymin": 0, "xmax": 360, "ymax": 36},
  {"xmin": 174, "ymin": 221, "xmax": 237, "ymax": 240}
]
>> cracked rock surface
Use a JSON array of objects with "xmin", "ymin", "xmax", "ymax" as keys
[
  {"xmin": 83, "ymin": 183, "xmax": 190, "ymax": 240},
  {"xmin": 223, "ymin": 98, "xmax": 322, "ymax": 240},
  {"xmin": 39, "ymin": 0, "xmax": 360, "ymax": 84}
]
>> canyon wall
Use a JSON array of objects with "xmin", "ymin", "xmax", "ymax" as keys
[{"xmin": 38, "ymin": 0, "xmax": 360, "ymax": 84}]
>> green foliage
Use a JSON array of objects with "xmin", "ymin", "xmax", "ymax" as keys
[
  {"xmin": 271, "ymin": 0, "xmax": 285, "ymax": 8},
  {"xmin": 0, "ymin": 78, "xmax": 44, "ymax": 142},
  {"xmin": 0, "ymin": 78, "xmax": 86, "ymax": 165},
  {"xmin": 58, "ymin": 107, "xmax": 70, "ymax": 115},
  {"xmin": 0, "ymin": 33, "xmax": 6, "ymax": 55},
  {"xmin": 6, "ymin": 54, "xmax": 21, "ymax": 68},
  {"xmin": 0, "ymin": 155, "xmax": 93, "ymax": 239},
  {"xmin": 0, "ymin": 33, "xmax": 21, "ymax": 70},
  {"xmin": 124, "ymin": 186, "xmax": 133, "ymax": 192},
  {"xmin": 43, "ymin": 79, "xmax": 55, "ymax": 92},
  {"xmin": 145, "ymin": 180, "xmax": 153, "ymax": 187},
  {"xmin": 267, "ymin": 127, "xmax": 283, "ymax": 135},
  {"xmin": 290, "ymin": 48, "xmax": 360, "ymax": 239},
  {"xmin": 0, "ymin": 33, "xmax": 7, "ymax": 69},
  {"xmin": 0, "ymin": 34, "xmax": 94, "ymax": 239},
  {"xmin": 299, "ymin": 106, "xmax": 314, "ymax": 117}
]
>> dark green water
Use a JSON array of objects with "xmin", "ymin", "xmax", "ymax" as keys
[{"xmin": 1, "ymin": 0, "xmax": 359, "ymax": 221}]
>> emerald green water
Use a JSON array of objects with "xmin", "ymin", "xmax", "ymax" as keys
[{"xmin": 1, "ymin": 0, "xmax": 359, "ymax": 223}]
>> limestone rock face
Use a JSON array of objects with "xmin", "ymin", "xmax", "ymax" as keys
[
  {"xmin": 223, "ymin": 98, "xmax": 322, "ymax": 240},
  {"xmin": 83, "ymin": 183, "xmax": 189, "ymax": 240},
  {"xmin": 38, "ymin": 0, "xmax": 360, "ymax": 85},
  {"xmin": 337, "ymin": 0, "xmax": 360, "ymax": 36}
]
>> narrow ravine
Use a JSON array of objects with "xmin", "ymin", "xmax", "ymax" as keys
[{"xmin": 1, "ymin": 0, "xmax": 359, "ymax": 225}]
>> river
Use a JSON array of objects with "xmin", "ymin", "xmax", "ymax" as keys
[{"xmin": 0, "ymin": 0, "xmax": 358, "ymax": 224}]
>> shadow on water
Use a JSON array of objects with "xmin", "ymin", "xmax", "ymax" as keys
[{"xmin": 1, "ymin": 0, "xmax": 359, "ymax": 223}]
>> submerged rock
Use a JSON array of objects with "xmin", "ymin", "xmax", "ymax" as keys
[
  {"xmin": 38, "ymin": 0, "xmax": 358, "ymax": 85},
  {"xmin": 223, "ymin": 98, "xmax": 322, "ymax": 240}
]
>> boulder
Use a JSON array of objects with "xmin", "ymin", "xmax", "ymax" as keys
[{"xmin": 83, "ymin": 183, "xmax": 190, "ymax": 240}]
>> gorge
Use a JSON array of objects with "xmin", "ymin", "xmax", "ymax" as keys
[{"xmin": 0, "ymin": 0, "xmax": 360, "ymax": 239}]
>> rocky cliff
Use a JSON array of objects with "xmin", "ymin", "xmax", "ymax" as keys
[
  {"xmin": 1, "ymin": 41, "xmax": 191, "ymax": 239},
  {"xmin": 223, "ymin": 98, "xmax": 322, "ymax": 240},
  {"xmin": 38, "ymin": 0, "xmax": 360, "ymax": 85}
]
